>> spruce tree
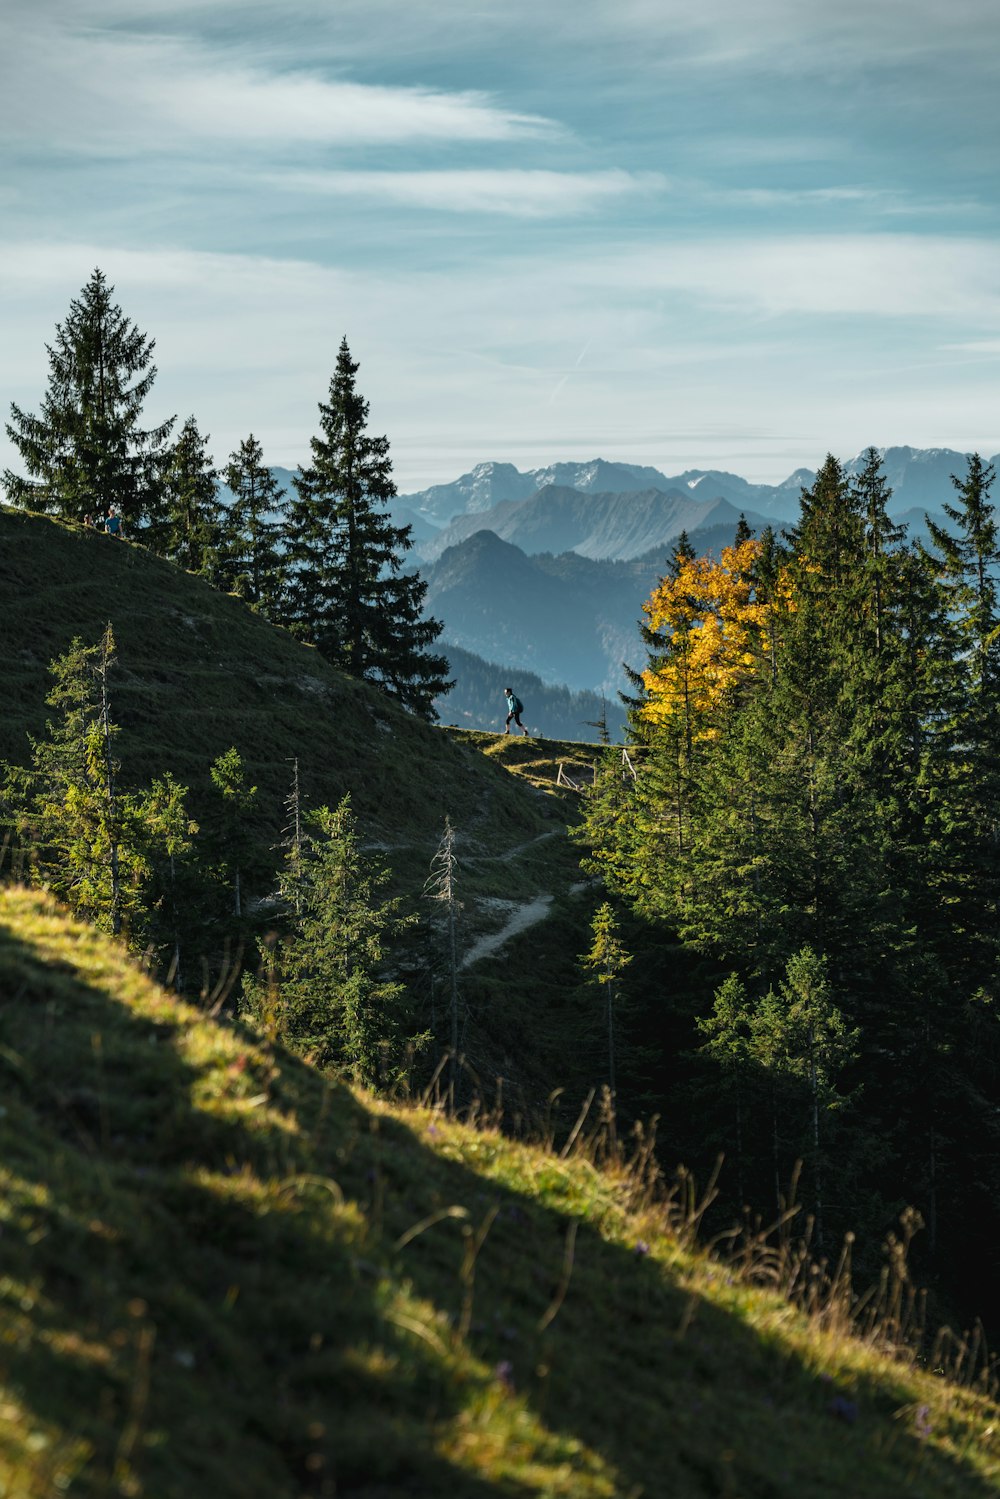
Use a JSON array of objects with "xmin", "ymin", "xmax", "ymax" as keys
[
  {"xmin": 284, "ymin": 338, "xmax": 451, "ymax": 718},
  {"xmin": 241, "ymin": 796, "xmax": 417, "ymax": 1081},
  {"xmin": 221, "ymin": 434, "xmax": 288, "ymax": 614},
  {"xmin": 150, "ymin": 416, "xmax": 221, "ymax": 574},
  {"xmin": 204, "ymin": 748, "xmax": 259, "ymax": 921},
  {"xmin": 580, "ymin": 902, "xmax": 632, "ymax": 1098},
  {"xmin": 3, "ymin": 626, "xmax": 176, "ymax": 938},
  {"xmin": 4, "ymin": 268, "xmax": 174, "ymax": 524}
]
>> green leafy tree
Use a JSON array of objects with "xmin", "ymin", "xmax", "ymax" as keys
[
  {"xmin": 3, "ymin": 268, "xmax": 174, "ymax": 524},
  {"xmin": 283, "ymin": 337, "xmax": 451, "ymax": 718},
  {"xmin": 221, "ymin": 433, "xmax": 288, "ymax": 613},
  {"xmin": 242, "ymin": 795, "xmax": 417, "ymax": 1081}
]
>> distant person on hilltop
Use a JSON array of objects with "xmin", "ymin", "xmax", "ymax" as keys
[
  {"xmin": 105, "ymin": 507, "xmax": 123, "ymax": 538},
  {"xmin": 503, "ymin": 687, "xmax": 529, "ymax": 736}
]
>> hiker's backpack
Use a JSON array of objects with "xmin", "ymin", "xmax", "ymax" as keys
[{"xmin": 512, "ymin": 695, "xmax": 523, "ymax": 715}]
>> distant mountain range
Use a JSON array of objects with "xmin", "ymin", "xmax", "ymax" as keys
[
  {"xmin": 414, "ymin": 486, "xmax": 774, "ymax": 564},
  {"xmin": 398, "ymin": 446, "xmax": 997, "ymax": 538},
  {"xmin": 258, "ymin": 448, "xmax": 997, "ymax": 735}
]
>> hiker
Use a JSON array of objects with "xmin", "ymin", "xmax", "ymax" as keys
[
  {"xmin": 504, "ymin": 687, "xmax": 529, "ymax": 736},
  {"xmin": 105, "ymin": 507, "xmax": 123, "ymax": 539}
]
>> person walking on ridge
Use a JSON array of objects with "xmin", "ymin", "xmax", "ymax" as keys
[{"xmin": 504, "ymin": 687, "xmax": 529, "ymax": 736}]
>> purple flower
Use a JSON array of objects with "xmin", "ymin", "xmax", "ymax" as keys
[
  {"xmin": 494, "ymin": 1360, "xmax": 516, "ymax": 1392},
  {"xmin": 634, "ymin": 1240, "xmax": 650, "ymax": 1257},
  {"xmin": 915, "ymin": 1404, "xmax": 932, "ymax": 1440},
  {"xmin": 829, "ymin": 1395, "xmax": 859, "ymax": 1425}
]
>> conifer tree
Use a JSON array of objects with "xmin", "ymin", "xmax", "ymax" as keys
[
  {"xmin": 3, "ymin": 268, "xmax": 174, "ymax": 524},
  {"xmin": 852, "ymin": 446, "xmax": 906, "ymax": 657},
  {"xmin": 581, "ymin": 902, "xmax": 632, "ymax": 1098},
  {"xmin": 205, "ymin": 748, "xmax": 259, "ymax": 921},
  {"xmin": 284, "ymin": 338, "xmax": 451, "ymax": 718},
  {"xmin": 926, "ymin": 453, "xmax": 1000, "ymax": 689},
  {"xmin": 698, "ymin": 972, "xmax": 754, "ymax": 1203},
  {"xmin": 241, "ymin": 796, "xmax": 417, "ymax": 1081},
  {"xmin": 773, "ymin": 946, "xmax": 859, "ymax": 1244},
  {"xmin": 150, "ymin": 416, "xmax": 221, "ymax": 574},
  {"xmin": 923, "ymin": 453, "xmax": 1000, "ymax": 991},
  {"xmin": 221, "ymin": 434, "xmax": 288, "ymax": 613},
  {"xmin": 3, "ymin": 626, "xmax": 176, "ymax": 938},
  {"xmin": 424, "ymin": 817, "xmax": 463, "ymax": 1065},
  {"xmin": 142, "ymin": 771, "xmax": 199, "ymax": 988}
]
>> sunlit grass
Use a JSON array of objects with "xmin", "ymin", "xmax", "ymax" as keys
[{"xmin": 0, "ymin": 887, "xmax": 997, "ymax": 1496}]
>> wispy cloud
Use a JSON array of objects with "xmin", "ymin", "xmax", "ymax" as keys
[
  {"xmin": 1, "ymin": 29, "xmax": 553, "ymax": 153},
  {"xmin": 269, "ymin": 168, "xmax": 664, "ymax": 217},
  {"xmin": 3, "ymin": 236, "xmax": 999, "ymax": 494},
  {"xmin": 564, "ymin": 235, "xmax": 1000, "ymax": 321}
]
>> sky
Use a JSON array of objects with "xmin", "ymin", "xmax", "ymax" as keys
[{"xmin": 2, "ymin": 0, "xmax": 999, "ymax": 493}]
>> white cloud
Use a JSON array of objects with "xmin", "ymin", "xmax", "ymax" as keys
[
  {"xmin": 2, "ymin": 235, "xmax": 1000, "ymax": 496},
  {"xmin": 562, "ymin": 235, "xmax": 1000, "ymax": 321},
  {"xmin": 269, "ymin": 168, "xmax": 663, "ymax": 217},
  {"xmin": 0, "ymin": 28, "xmax": 552, "ymax": 153}
]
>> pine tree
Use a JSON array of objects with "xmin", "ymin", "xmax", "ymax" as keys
[
  {"xmin": 922, "ymin": 453, "xmax": 1000, "ymax": 992},
  {"xmin": 141, "ymin": 772, "xmax": 199, "ymax": 988},
  {"xmin": 221, "ymin": 434, "xmax": 288, "ymax": 614},
  {"xmin": 852, "ymin": 446, "xmax": 907, "ymax": 657},
  {"xmin": 150, "ymin": 416, "xmax": 221, "ymax": 574},
  {"xmin": 205, "ymin": 748, "xmax": 259, "ymax": 921},
  {"xmin": 241, "ymin": 796, "xmax": 417, "ymax": 1081},
  {"xmin": 4, "ymin": 626, "xmax": 162, "ymax": 936},
  {"xmin": 774, "ymin": 946, "xmax": 859, "ymax": 1245},
  {"xmin": 3, "ymin": 268, "xmax": 174, "ymax": 524},
  {"xmin": 697, "ymin": 973, "xmax": 753, "ymax": 1203},
  {"xmin": 580, "ymin": 902, "xmax": 632, "ymax": 1098},
  {"xmin": 424, "ymin": 817, "xmax": 463, "ymax": 1067},
  {"xmin": 283, "ymin": 338, "xmax": 451, "ymax": 718}
]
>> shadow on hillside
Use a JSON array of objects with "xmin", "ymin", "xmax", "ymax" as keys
[{"xmin": 0, "ymin": 914, "xmax": 994, "ymax": 1499}]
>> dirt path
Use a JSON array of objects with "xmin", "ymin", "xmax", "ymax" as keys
[{"xmin": 460, "ymin": 894, "xmax": 554, "ymax": 969}]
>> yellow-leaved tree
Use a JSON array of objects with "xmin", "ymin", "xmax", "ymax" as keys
[{"xmin": 640, "ymin": 537, "xmax": 787, "ymax": 744}]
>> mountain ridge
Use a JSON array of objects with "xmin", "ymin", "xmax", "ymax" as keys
[{"xmin": 398, "ymin": 446, "xmax": 1000, "ymax": 532}]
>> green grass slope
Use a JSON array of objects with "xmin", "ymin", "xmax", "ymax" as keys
[
  {"xmin": 0, "ymin": 504, "xmax": 597, "ymax": 917},
  {"xmin": 1, "ymin": 888, "xmax": 997, "ymax": 1498},
  {"xmin": 0, "ymin": 508, "xmax": 559, "ymax": 873}
]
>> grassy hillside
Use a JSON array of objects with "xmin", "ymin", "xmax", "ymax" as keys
[
  {"xmin": 0, "ymin": 506, "xmax": 608, "ymax": 1102},
  {"xmin": 0, "ymin": 508, "xmax": 542, "ymax": 873},
  {"xmin": 1, "ymin": 887, "xmax": 997, "ymax": 1498}
]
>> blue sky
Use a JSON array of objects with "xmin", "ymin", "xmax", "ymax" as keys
[{"xmin": 2, "ymin": 0, "xmax": 999, "ymax": 492}]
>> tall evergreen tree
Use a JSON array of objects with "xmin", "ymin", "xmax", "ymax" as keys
[
  {"xmin": 284, "ymin": 338, "xmax": 451, "ymax": 718},
  {"xmin": 204, "ymin": 748, "xmax": 259, "ymax": 921},
  {"xmin": 150, "ymin": 416, "xmax": 221, "ymax": 573},
  {"xmin": 221, "ymin": 434, "xmax": 288, "ymax": 614},
  {"xmin": 3, "ymin": 268, "xmax": 174, "ymax": 524},
  {"xmin": 580, "ymin": 902, "xmax": 632, "ymax": 1098}
]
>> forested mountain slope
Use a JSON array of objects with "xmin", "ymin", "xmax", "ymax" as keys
[{"xmin": 1, "ymin": 886, "xmax": 996, "ymax": 1499}]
